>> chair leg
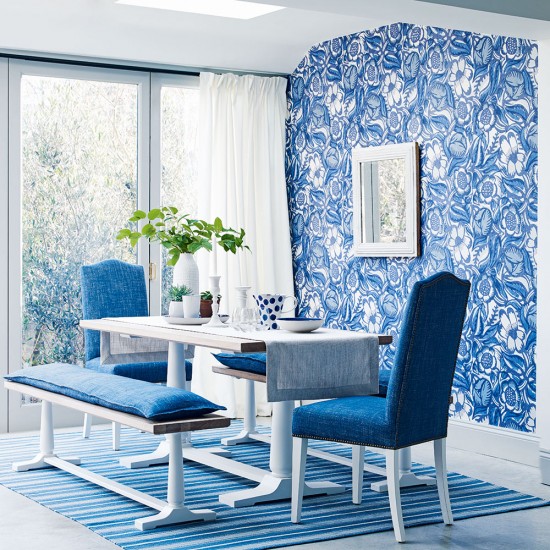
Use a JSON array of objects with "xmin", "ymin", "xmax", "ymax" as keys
[
  {"xmin": 291, "ymin": 437, "xmax": 308, "ymax": 523},
  {"xmin": 82, "ymin": 413, "xmax": 92, "ymax": 439},
  {"xmin": 434, "ymin": 438, "xmax": 453, "ymax": 525},
  {"xmin": 352, "ymin": 445, "xmax": 365, "ymax": 504},
  {"xmin": 112, "ymin": 422, "xmax": 121, "ymax": 451},
  {"xmin": 387, "ymin": 449, "xmax": 406, "ymax": 543}
]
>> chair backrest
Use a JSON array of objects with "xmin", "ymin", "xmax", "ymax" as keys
[
  {"xmin": 81, "ymin": 259, "xmax": 149, "ymax": 362},
  {"xmin": 386, "ymin": 272, "xmax": 470, "ymax": 447}
]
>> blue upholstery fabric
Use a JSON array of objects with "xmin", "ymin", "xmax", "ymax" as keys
[
  {"xmin": 377, "ymin": 369, "xmax": 391, "ymax": 397},
  {"xmin": 81, "ymin": 259, "xmax": 191, "ymax": 383},
  {"xmin": 293, "ymin": 272, "xmax": 471, "ymax": 449},
  {"xmin": 86, "ymin": 357, "xmax": 192, "ymax": 384},
  {"xmin": 213, "ymin": 352, "xmax": 267, "ymax": 376},
  {"xmin": 5, "ymin": 364, "xmax": 224, "ymax": 421},
  {"xmin": 81, "ymin": 260, "xmax": 149, "ymax": 362}
]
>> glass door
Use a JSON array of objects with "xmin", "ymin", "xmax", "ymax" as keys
[
  {"xmin": 149, "ymin": 74, "xmax": 199, "ymax": 315},
  {"xmin": 7, "ymin": 61, "xmax": 151, "ymax": 431}
]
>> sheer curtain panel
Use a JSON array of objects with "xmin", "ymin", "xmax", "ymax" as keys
[{"xmin": 193, "ymin": 72, "xmax": 293, "ymax": 417}]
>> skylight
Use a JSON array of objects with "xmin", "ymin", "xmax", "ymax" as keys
[{"xmin": 115, "ymin": 0, "xmax": 285, "ymax": 19}]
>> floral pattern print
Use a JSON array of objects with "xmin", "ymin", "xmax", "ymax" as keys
[{"xmin": 285, "ymin": 24, "xmax": 537, "ymax": 432}]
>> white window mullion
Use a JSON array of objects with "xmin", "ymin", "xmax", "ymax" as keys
[
  {"xmin": 0, "ymin": 58, "xmax": 8, "ymax": 433},
  {"xmin": 149, "ymin": 73, "xmax": 162, "ymax": 315}
]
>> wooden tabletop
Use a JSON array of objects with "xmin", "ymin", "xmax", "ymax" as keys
[{"xmin": 80, "ymin": 316, "xmax": 392, "ymax": 353}]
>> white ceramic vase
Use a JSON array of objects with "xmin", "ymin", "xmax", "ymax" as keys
[{"xmin": 173, "ymin": 253, "xmax": 199, "ymax": 295}]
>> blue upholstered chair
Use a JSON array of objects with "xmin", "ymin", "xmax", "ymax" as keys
[
  {"xmin": 80, "ymin": 259, "xmax": 192, "ymax": 449},
  {"xmin": 291, "ymin": 272, "xmax": 470, "ymax": 543}
]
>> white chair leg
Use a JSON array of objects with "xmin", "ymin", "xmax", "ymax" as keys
[
  {"xmin": 434, "ymin": 438, "xmax": 453, "ymax": 525},
  {"xmin": 291, "ymin": 437, "xmax": 308, "ymax": 523},
  {"xmin": 82, "ymin": 413, "xmax": 92, "ymax": 439},
  {"xmin": 387, "ymin": 449, "xmax": 406, "ymax": 543},
  {"xmin": 352, "ymin": 445, "xmax": 365, "ymax": 504},
  {"xmin": 112, "ymin": 422, "xmax": 121, "ymax": 451}
]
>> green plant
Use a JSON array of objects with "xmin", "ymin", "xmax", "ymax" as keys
[
  {"xmin": 170, "ymin": 284, "xmax": 193, "ymax": 302},
  {"xmin": 117, "ymin": 206, "xmax": 249, "ymax": 266},
  {"xmin": 200, "ymin": 290, "xmax": 221, "ymax": 301}
]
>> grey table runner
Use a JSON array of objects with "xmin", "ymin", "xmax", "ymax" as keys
[
  {"xmin": 99, "ymin": 318, "xmax": 378, "ymax": 402},
  {"xmin": 260, "ymin": 328, "xmax": 379, "ymax": 402}
]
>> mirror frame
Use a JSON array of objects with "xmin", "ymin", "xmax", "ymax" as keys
[{"xmin": 352, "ymin": 141, "xmax": 420, "ymax": 257}]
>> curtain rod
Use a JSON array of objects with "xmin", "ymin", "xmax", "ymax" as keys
[{"xmin": 0, "ymin": 50, "xmax": 288, "ymax": 78}]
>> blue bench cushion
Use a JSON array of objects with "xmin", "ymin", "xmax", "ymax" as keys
[
  {"xmin": 86, "ymin": 357, "xmax": 192, "ymax": 383},
  {"xmin": 5, "ymin": 363, "xmax": 225, "ymax": 421},
  {"xmin": 213, "ymin": 352, "xmax": 267, "ymax": 376}
]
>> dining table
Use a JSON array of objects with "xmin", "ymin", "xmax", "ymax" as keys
[{"xmin": 79, "ymin": 316, "xmax": 433, "ymax": 507}]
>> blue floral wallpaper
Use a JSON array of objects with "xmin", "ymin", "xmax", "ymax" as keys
[{"xmin": 285, "ymin": 24, "xmax": 538, "ymax": 432}]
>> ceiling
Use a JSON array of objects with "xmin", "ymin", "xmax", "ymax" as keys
[{"xmin": 0, "ymin": 0, "xmax": 549, "ymax": 74}]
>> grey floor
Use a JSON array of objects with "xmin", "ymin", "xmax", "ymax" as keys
[{"xmin": 1, "ymin": 425, "xmax": 549, "ymax": 550}]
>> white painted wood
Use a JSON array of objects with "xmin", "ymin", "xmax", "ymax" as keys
[
  {"xmin": 5, "ymin": 381, "xmax": 228, "ymax": 435},
  {"xmin": 80, "ymin": 320, "xmax": 376, "ymax": 505},
  {"xmin": 218, "ymin": 399, "xmax": 344, "ymax": 507},
  {"xmin": 45, "ymin": 455, "xmax": 216, "ymax": 530},
  {"xmin": 7, "ymin": 60, "xmax": 150, "ymax": 432},
  {"xmin": 448, "ymin": 418, "xmax": 539, "ymax": 467},
  {"xmin": 434, "ymin": 438, "xmax": 453, "ymax": 525},
  {"xmin": 291, "ymin": 437, "xmax": 308, "ymax": 523},
  {"xmin": 351, "ymin": 445, "xmax": 365, "ymax": 504},
  {"xmin": 148, "ymin": 73, "xmax": 199, "ymax": 316},
  {"xmin": 540, "ymin": 448, "xmax": 550, "ymax": 485},
  {"xmin": 371, "ymin": 446, "xmax": 436, "ymax": 492},
  {"xmin": 168, "ymin": 342, "xmax": 187, "ymax": 388},
  {"xmin": 12, "ymin": 400, "xmax": 81, "ymax": 472},
  {"xmin": 47, "ymin": 456, "xmax": 166, "ymax": 510},
  {"xmin": 182, "ymin": 446, "xmax": 267, "ymax": 483},
  {"xmin": 9, "ymin": 392, "xmax": 217, "ymax": 529},
  {"xmin": 112, "ymin": 422, "xmax": 121, "ymax": 451},
  {"xmin": 387, "ymin": 450, "xmax": 406, "ymax": 543},
  {"xmin": 222, "ymin": 379, "xmax": 259, "ymax": 446},
  {"xmin": 0, "ymin": 58, "xmax": 7, "ymax": 435},
  {"xmin": 269, "ymin": 400, "xmax": 294, "ymax": 478},
  {"xmin": 121, "ymin": 341, "xmax": 185, "ymax": 468},
  {"xmin": 352, "ymin": 142, "xmax": 419, "ymax": 257},
  {"xmin": 40, "ymin": 400, "xmax": 54, "ymax": 455},
  {"xmin": 537, "ymin": 38, "xmax": 550, "ymax": 491},
  {"xmin": 135, "ymin": 503, "xmax": 216, "ymax": 531},
  {"xmin": 81, "ymin": 317, "xmax": 266, "ymax": 352},
  {"xmin": 305, "ymin": 445, "xmax": 387, "ymax": 477},
  {"xmin": 82, "ymin": 413, "xmax": 92, "ymax": 439}
]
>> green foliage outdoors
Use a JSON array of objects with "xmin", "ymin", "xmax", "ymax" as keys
[
  {"xmin": 170, "ymin": 284, "xmax": 193, "ymax": 301},
  {"xmin": 21, "ymin": 76, "xmax": 137, "ymax": 367},
  {"xmin": 117, "ymin": 206, "xmax": 249, "ymax": 266}
]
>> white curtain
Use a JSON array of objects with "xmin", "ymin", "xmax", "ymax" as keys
[{"xmin": 192, "ymin": 71, "xmax": 294, "ymax": 417}]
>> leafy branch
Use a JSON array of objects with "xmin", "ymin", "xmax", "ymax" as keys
[{"xmin": 117, "ymin": 206, "xmax": 249, "ymax": 266}]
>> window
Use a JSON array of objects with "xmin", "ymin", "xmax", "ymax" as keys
[{"xmin": 4, "ymin": 61, "xmax": 199, "ymax": 431}]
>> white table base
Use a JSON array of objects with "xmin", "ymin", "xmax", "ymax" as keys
[{"xmin": 224, "ymin": 385, "xmax": 436, "ymax": 492}]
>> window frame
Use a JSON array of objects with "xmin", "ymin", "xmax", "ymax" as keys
[{"xmin": 6, "ymin": 60, "xmax": 152, "ymax": 431}]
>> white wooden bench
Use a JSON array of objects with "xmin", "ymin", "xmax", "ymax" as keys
[{"xmin": 5, "ymin": 371, "xmax": 230, "ymax": 530}]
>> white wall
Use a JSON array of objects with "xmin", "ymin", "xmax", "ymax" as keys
[{"xmin": 537, "ymin": 39, "xmax": 550, "ymax": 484}]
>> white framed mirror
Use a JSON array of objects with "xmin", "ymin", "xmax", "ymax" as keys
[{"xmin": 352, "ymin": 141, "xmax": 420, "ymax": 257}]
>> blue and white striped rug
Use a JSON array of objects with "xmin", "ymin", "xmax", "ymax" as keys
[{"xmin": 0, "ymin": 422, "xmax": 548, "ymax": 550}]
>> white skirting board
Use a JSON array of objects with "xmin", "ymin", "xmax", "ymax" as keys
[
  {"xmin": 540, "ymin": 449, "xmax": 550, "ymax": 485},
  {"xmin": 447, "ymin": 419, "xmax": 539, "ymax": 467}
]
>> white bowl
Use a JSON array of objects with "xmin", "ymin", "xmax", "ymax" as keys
[{"xmin": 277, "ymin": 317, "xmax": 323, "ymax": 333}]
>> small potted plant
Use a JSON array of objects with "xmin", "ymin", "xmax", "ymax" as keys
[
  {"xmin": 169, "ymin": 284, "xmax": 193, "ymax": 318},
  {"xmin": 200, "ymin": 290, "xmax": 221, "ymax": 318}
]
